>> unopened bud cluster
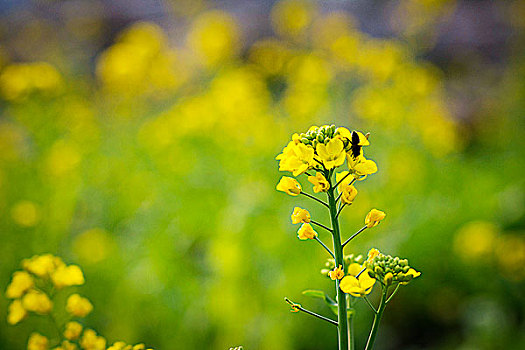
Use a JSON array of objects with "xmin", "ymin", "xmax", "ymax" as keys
[
  {"xmin": 298, "ymin": 124, "xmax": 337, "ymax": 148},
  {"xmin": 366, "ymin": 253, "xmax": 420, "ymax": 286}
]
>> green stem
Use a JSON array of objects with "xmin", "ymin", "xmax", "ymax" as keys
[
  {"xmin": 364, "ymin": 288, "xmax": 388, "ymax": 350},
  {"xmin": 327, "ymin": 187, "xmax": 349, "ymax": 350},
  {"xmin": 348, "ymin": 313, "xmax": 355, "ymax": 350}
]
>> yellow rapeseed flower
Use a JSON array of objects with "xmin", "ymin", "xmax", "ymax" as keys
[
  {"xmin": 297, "ymin": 223, "xmax": 318, "ymax": 240},
  {"xmin": 276, "ymin": 141, "xmax": 315, "ymax": 176},
  {"xmin": 80, "ymin": 329, "xmax": 106, "ymax": 350},
  {"xmin": 383, "ymin": 272, "xmax": 394, "ymax": 285},
  {"xmin": 51, "ymin": 265, "xmax": 85, "ymax": 289},
  {"xmin": 27, "ymin": 332, "xmax": 49, "ymax": 350},
  {"xmin": 329, "ymin": 265, "xmax": 344, "ymax": 280},
  {"xmin": 340, "ymin": 184, "xmax": 358, "ymax": 204},
  {"xmin": 339, "ymin": 263, "xmax": 376, "ymax": 297},
  {"xmin": 365, "ymin": 209, "xmax": 386, "ymax": 228},
  {"xmin": 291, "ymin": 207, "xmax": 311, "ymax": 224},
  {"xmin": 66, "ymin": 294, "xmax": 93, "ymax": 317},
  {"xmin": 276, "ymin": 176, "xmax": 302, "ymax": 196},
  {"xmin": 7, "ymin": 299, "xmax": 27, "ymax": 325},
  {"xmin": 5, "ymin": 271, "xmax": 34, "ymax": 298},
  {"xmin": 308, "ymin": 172, "xmax": 330, "ymax": 193},
  {"xmin": 22, "ymin": 290, "xmax": 53, "ymax": 314},
  {"xmin": 64, "ymin": 321, "xmax": 83, "ymax": 340},
  {"xmin": 315, "ymin": 138, "xmax": 345, "ymax": 170},
  {"xmin": 347, "ymin": 155, "xmax": 377, "ymax": 179}
]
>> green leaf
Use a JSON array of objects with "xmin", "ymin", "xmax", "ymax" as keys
[{"xmin": 302, "ymin": 289, "xmax": 338, "ymax": 315}]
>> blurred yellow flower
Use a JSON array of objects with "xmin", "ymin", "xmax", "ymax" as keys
[
  {"xmin": 494, "ymin": 234, "xmax": 525, "ymax": 281},
  {"xmin": 0, "ymin": 62, "xmax": 62, "ymax": 101},
  {"xmin": 276, "ymin": 176, "xmax": 302, "ymax": 196},
  {"xmin": 297, "ymin": 223, "xmax": 318, "ymax": 240},
  {"xmin": 188, "ymin": 10, "xmax": 240, "ymax": 67},
  {"xmin": 7, "ymin": 299, "xmax": 27, "ymax": 325},
  {"xmin": 276, "ymin": 141, "xmax": 315, "ymax": 176},
  {"xmin": 45, "ymin": 140, "xmax": 81, "ymax": 177},
  {"xmin": 271, "ymin": 0, "xmax": 314, "ymax": 38},
  {"xmin": 5, "ymin": 271, "xmax": 34, "ymax": 298},
  {"xmin": 365, "ymin": 209, "xmax": 386, "ymax": 228},
  {"xmin": 51, "ymin": 265, "xmax": 85, "ymax": 289},
  {"xmin": 57, "ymin": 340, "xmax": 77, "ymax": 350},
  {"xmin": 23, "ymin": 254, "xmax": 64, "ymax": 278},
  {"xmin": 11, "ymin": 200, "xmax": 41, "ymax": 227},
  {"xmin": 80, "ymin": 329, "xmax": 106, "ymax": 350},
  {"xmin": 329, "ymin": 265, "xmax": 345, "ymax": 280},
  {"xmin": 22, "ymin": 290, "xmax": 53, "ymax": 314},
  {"xmin": 291, "ymin": 207, "xmax": 311, "ymax": 224},
  {"xmin": 66, "ymin": 294, "xmax": 93, "ymax": 317},
  {"xmin": 340, "ymin": 185, "xmax": 358, "ymax": 205},
  {"xmin": 73, "ymin": 228, "xmax": 114, "ymax": 264},
  {"xmin": 453, "ymin": 221, "xmax": 498, "ymax": 261},
  {"xmin": 64, "ymin": 321, "xmax": 83, "ymax": 341},
  {"xmin": 340, "ymin": 263, "xmax": 376, "ymax": 297},
  {"xmin": 316, "ymin": 138, "xmax": 345, "ymax": 170},
  {"xmin": 27, "ymin": 332, "xmax": 49, "ymax": 350},
  {"xmin": 308, "ymin": 172, "xmax": 330, "ymax": 193}
]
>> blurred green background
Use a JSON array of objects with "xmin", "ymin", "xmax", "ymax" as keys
[{"xmin": 1, "ymin": 0, "xmax": 524, "ymax": 349}]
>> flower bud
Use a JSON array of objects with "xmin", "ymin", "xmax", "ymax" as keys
[{"xmin": 384, "ymin": 272, "xmax": 393, "ymax": 285}]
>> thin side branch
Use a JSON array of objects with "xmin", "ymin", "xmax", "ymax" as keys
[
  {"xmin": 342, "ymin": 225, "xmax": 368, "ymax": 248},
  {"xmin": 310, "ymin": 220, "xmax": 333, "ymax": 233},
  {"xmin": 363, "ymin": 296, "xmax": 378, "ymax": 314},
  {"xmin": 284, "ymin": 298, "xmax": 338, "ymax": 326},
  {"xmin": 314, "ymin": 236, "xmax": 335, "ymax": 258},
  {"xmin": 300, "ymin": 192, "xmax": 329, "ymax": 208},
  {"xmin": 386, "ymin": 284, "xmax": 401, "ymax": 304}
]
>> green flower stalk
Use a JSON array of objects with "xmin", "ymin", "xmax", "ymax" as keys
[{"xmin": 276, "ymin": 125, "xmax": 421, "ymax": 350}]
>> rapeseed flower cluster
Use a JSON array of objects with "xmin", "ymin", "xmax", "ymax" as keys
[
  {"xmin": 5, "ymin": 255, "xmax": 153, "ymax": 350},
  {"xmin": 277, "ymin": 125, "xmax": 420, "ymax": 350}
]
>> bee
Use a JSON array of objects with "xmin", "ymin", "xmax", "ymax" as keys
[
  {"xmin": 349, "ymin": 131, "xmax": 370, "ymax": 159},
  {"xmin": 349, "ymin": 131, "xmax": 362, "ymax": 159}
]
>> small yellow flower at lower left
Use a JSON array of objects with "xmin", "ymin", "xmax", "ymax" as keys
[
  {"xmin": 80, "ymin": 329, "xmax": 106, "ymax": 350},
  {"xmin": 64, "ymin": 321, "xmax": 83, "ymax": 340},
  {"xmin": 22, "ymin": 290, "xmax": 53, "ymax": 314},
  {"xmin": 27, "ymin": 332, "xmax": 48, "ymax": 350},
  {"xmin": 5, "ymin": 270, "xmax": 34, "ymax": 298},
  {"xmin": 276, "ymin": 176, "xmax": 302, "ymax": 196},
  {"xmin": 297, "ymin": 223, "xmax": 318, "ymax": 240},
  {"xmin": 66, "ymin": 294, "xmax": 93, "ymax": 317},
  {"xmin": 51, "ymin": 265, "xmax": 85, "ymax": 289},
  {"xmin": 7, "ymin": 299, "xmax": 27, "ymax": 325}
]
